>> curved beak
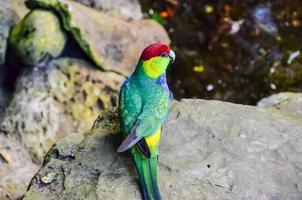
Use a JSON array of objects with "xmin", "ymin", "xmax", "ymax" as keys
[{"xmin": 169, "ymin": 50, "xmax": 175, "ymax": 63}]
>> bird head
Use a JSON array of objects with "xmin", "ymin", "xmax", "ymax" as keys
[{"xmin": 139, "ymin": 43, "xmax": 175, "ymax": 79}]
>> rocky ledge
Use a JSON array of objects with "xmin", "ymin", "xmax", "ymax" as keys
[{"xmin": 23, "ymin": 98, "xmax": 302, "ymax": 200}]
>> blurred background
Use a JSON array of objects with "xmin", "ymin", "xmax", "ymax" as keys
[{"xmin": 141, "ymin": 0, "xmax": 302, "ymax": 104}]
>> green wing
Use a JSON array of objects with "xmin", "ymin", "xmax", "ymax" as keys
[
  {"xmin": 135, "ymin": 89, "xmax": 170, "ymax": 137},
  {"xmin": 118, "ymin": 79, "xmax": 142, "ymax": 135},
  {"xmin": 118, "ymin": 86, "xmax": 170, "ymax": 153}
]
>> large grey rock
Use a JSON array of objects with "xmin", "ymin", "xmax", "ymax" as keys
[{"xmin": 24, "ymin": 99, "xmax": 302, "ymax": 199}]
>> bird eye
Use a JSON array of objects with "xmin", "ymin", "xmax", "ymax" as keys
[{"xmin": 161, "ymin": 52, "xmax": 168, "ymax": 57}]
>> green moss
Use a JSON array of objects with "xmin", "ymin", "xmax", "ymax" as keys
[
  {"xmin": 26, "ymin": 0, "xmax": 106, "ymax": 69},
  {"xmin": 8, "ymin": 9, "xmax": 66, "ymax": 65},
  {"xmin": 25, "ymin": 0, "xmax": 134, "ymax": 75},
  {"xmin": 271, "ymin": 62, "xmax": 302, "ymax": 90}
]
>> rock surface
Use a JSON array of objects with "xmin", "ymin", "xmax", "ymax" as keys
[
  {"xmin": 1, "ymin": 58, "xmax": 123, "ymax": 162},
  {"xmin": 11, "ymin": 0, "xmax": 29, "ymax": 23},
  {"xmin": 24, "ymin": 99, "xmax": 302, "ymax": 199},
  {"xmin": 73, "ymin": 0, "xmax": 143, "ymax": 20},
  {"xmin": 0, "ymin": 133, "xmax": 39, "ymax": 200},
  {"xmin": 26, "ymin": 0, "xmax": 170, "ymax": 74},
  {"xmin": 8, "ymin": 9, "xmax": 67, "ymax": 66},
  {"xmin": 257, "ymin": 92, "xmax": 302, "ymax": 118},
  {"xmin": 0, "ymin": 0, "xmax": 13, "ymax": 65}
]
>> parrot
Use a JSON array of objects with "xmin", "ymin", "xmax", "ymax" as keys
[{"xmin": 117, "ymin": 43, "xmax": 175, "ymax": 200}]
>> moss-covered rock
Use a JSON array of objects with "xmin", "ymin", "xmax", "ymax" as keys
[
  {"xmin": 26, "ymin": 0, "xmax": 170, "ymax": 75},
  {"xmin": 8, "ymin": 9, "xmax": 66, "ymax": 66},
  {"xmin": 1, "ymin": 58, "xmax": 123, "ymax": 162}
]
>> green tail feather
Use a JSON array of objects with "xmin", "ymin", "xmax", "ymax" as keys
[{"xmin": 132, "ymin": 152, "xmax": 161, "ymax": 200}]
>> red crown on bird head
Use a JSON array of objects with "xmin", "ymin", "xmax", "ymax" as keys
[{"xmin": 140, "ymin": 43, "xmax": 171, "ymax": 61}]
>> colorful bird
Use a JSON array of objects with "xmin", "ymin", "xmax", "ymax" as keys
[{"xmin": 117, "ymin": 43, "xmax": 175, "ymax": 200}]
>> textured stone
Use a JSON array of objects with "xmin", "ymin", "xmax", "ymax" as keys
[
  {"xmin": 11, "ymin": 0, "xmax": 29, "ymax": 23},
  {"xmin": 1, "ymin": 58, "xmax": 123, "ymax": 162},
  {"xmin": 0, "ymin": 133, "xmax": 39, "ymax": 200},
  {"xmin": 26, "ymin": 0, "xmax": 170, "ymax": 75},
  {"xmin": 0, "ymin": 0, "xmax": 13, "ymax": 65},
  {"xmin": 8, "ymin": 9, "xmax": 67, "ymax": 66},
  {"xmin": 73, "ymin": 0, "xmax": 143, "ymax": 20},
  {"xmin": 24, "ymin": 99, "xmax": 302, "ymax": 200},
  {"xmin": 257, "ymin": 92, "xmax": 302, "ymax": 118}
]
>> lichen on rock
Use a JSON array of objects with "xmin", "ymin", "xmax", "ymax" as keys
[
  {"xmin": 8, "ymin": 9, "xmax": 66, "ymax": 66},
  {"xmin": 1, "ymin": 58, "xmax": 123, "ymax": 162}
]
